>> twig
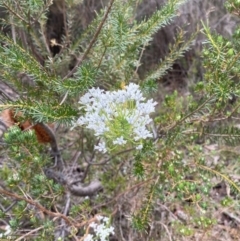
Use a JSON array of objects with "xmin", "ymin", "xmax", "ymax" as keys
[
  {"xmin": 81, "ymin": 163, "xmax": 90, "ymax": 182},
  {"xmin": 4, "ymin": 201, "xmax": 17, "ymax": 213},
  {"xmin": 10, "ymin": 15, "xmax": 16, "ymax": 44},
  {"xmin": 62, "ymin": 0, "xmax": 115, "ymax": 81},
  {"xmin": 134, "ymin": 43, "xmax": 146, "ymax": 75},
  {"xmin": 81, "ymin": 141, "xmax": 97, "ymax": 182},
  {"xmin": 93, "ymin": 178, "xmax": 154, "ymax": 210},
  {"xmin": 69, "ymin": 180, "xmax": 102, "ymax": 196},
  {"xmin": 87, "ymin": 148, "xmax": 134, "ymax": 166},
  {"xmin": 37, "ymin": 123, "xmax": 65, "ymax": 169},
  {"xmin": 0, "ymin": 89, "xmax": 16, "ymax": 102},
  {"xmin": 72, "ymin": 151, "xmax": 82, "ymax": 165},
  {"xmin": 59, "ymin": 192, "xmax": 71, "ymax": 241},
  {"xmin": 222, "ymin": 211, "xmax": 240, "ymax": 224},
  {"xmin": 33, "ymin": 0, "xmax": 53, "ymax": 24},
  {"xmin": 0, "ymin": 188, "xmax": 74, "ymax": 225},
  {"xmin": 156, "ymin": 221, "xmax": 173, "ymax": 241},
  {"xmin": 0, "ymin": 119, "xmax": 8, "ymax": 131},
  {"xmin": 63, "ymin": 192, "xmax": 71, "ymax": 216},
  {"xmin": 161, "ymin": 96, "xmax": 214, "ymax": 134},
  {"xmin": 2, "ymin": 3, "xmax": 28, "ymax": 25},
  {"xmin": 59, "ymin": 91, "xmax": 69, "ymax": 105},
  {"xmin": 82, "ymin": 148, "xmax": 134, "ymax": 182},
  {"xmin": 15, "ymin": 226, "xmax": 44, "ymax": 241},
  {"xmin": 158, "ymin": 203, "xmax": 179, "ymax": 221},
  {"xmin": 44, "ymin": 168, "xmax": 102, "ymax": 197},
  {"xmin": 96, "ymin": 46, "xmax": 107, "ymax": 71}
]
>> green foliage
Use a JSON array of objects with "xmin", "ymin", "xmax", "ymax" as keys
[
  {"xmin": 0, "ymin": 126, "xmax": 64, "ymax": 237},
  {"xmin": 144, "ymin": 29, "xmax": 196, "ymax": 83}
]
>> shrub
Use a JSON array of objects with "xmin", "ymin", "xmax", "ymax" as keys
[{"xmin": 0, "ymin": 0, "xmax": 240, "ymax": 240}]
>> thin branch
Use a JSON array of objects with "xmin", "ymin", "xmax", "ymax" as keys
[
  {"xmin": 94, "ymin": 178, "xmax": 154, "ymax": 210},
  {"xmin": 37, "ymin": 123, "xmax": 65, "ymax": 169},
  {"xmin": 4, "ymin": 201, "xmax": 17, "ymax": 213},
  {"xmin": 15, "ymin": 226, "xmax": 44, "ymax": 241},
  {"xmin": 134, "ymin": 43, "xmax": 146, "ymax": 75},
  {"xmin": 2, "ymin": 3, "xmax": 28, "ymax": 25},
  {"xmin": 44, "ymin": 168, "xmax": 102, "ymax": 197},
  {"xmin": 194, "ymin": 163, "xmax": 240, "ymax": 193},
  {"xmin": 82, "ymin": 147, "xmax": 134, "ymax": 182},
  {"xmin": 33, "ymin": 0, "xmax": 53, "ymax": 24},
  {"xmin": 183, "ymin": 130, "xmax": 240, "ymax": 139},
  {"xmin": 0, "ymin": 188, "xmax": 74, "ymax": 225},
  {"xmin": 69, "ymin": 180, "xmax": 102, "ymax": 196},
  {"xmin": 10, "ymin": 15, "xmax": 16, "ymax": 44},
  {"xmin": 81, "ymin": 141, "xmax": 97, "ymax": 182},
  {"xmin": 222, "ymin": 211, "xmax": 240, "ymax": 224},
  {"xmin": 0, "ymin": 88, "xmax": 16, "ymax": 102},
  {"xmin": 156, "ymin": 221, "xmax": 173, "ymax": 241},
  {"xmin": 86, "ymin": 148, "xmax": 134, "ymax": 166},
  {"xmin": 63, "ymin": 192, "xmax": 71, "ymax": 216},
  {"xmin": 97, "ymin": 46, "xmax": 107, "ymax": 71},
  {"xmin": 81, "ymin": 163, "xmax": 90, "ymax": 182},
  {"xmin": 59, "ymin": 91, "xmax": 69, "ymax": 105},
  {"xmin": 72, "ymin": 151, "xmax": 82, "ymax": 165},
  {"xmin": 62, "ymin": 0, "xmax": 115, "ymax": 80},
  {"xmin": 59, "ymin": 192, "xmax": 71, "ymax": 241},
  {"xmin": 162, "ymin": 96, "xmax": 214, "ymax": 133}
]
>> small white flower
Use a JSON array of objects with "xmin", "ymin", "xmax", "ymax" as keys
[
  {"xmin": 137, "ymin": 99, "xmax": 157, "ymax": 114},
  {"xmin": 133, "ymin": 126, "xmax": 153, "ymax": 140},
  {"xmin": 79, "ymin": 92, "xmax": 92, "ymax": 105},
  {"xmin": 86, "ymin": 216, "xmax": 114, "ymax": 241},
  {"xmin": 89, "ymin": 222, "xmax": 97, "ymax": 229},
  {"xmin": 126, "ymin": 115, "xmax": 136, "ymax": 124},
  {"xmin": 113, "ymin": 136, "xmax": 127, "ymax": 145},
  {"xmin": 94, "ymin": 142, "xmax": 107, "ymax": 153},
  {"xmin": 96, "ymin": 224, "xmax": 114, "ymax": 241},
  {"xmin": 102, "ymin": 216, "xmax": 110, "ymax": 223},
  {"xmin": 96, "ymin": 215, "xmax": 104, "ymax": 221},
  {"xmin": 136, "ymin": 144, "xmax": 143, "ymax": 150},
  {"xmin": 0, "ymin": 225, "xmax": 11, "ymax": 238},
  {"xmin": 125, "ymin": 83, "xmax": 145, "ymax": 101},
  {"xmin": 107, "ymin": 226, "xmax": 114, "ymax": 234},
  {"xmin": 12, "ymin": 173, "xmax": 20, "ymax": 181},
  {"xmin": 83, "ymin": 234, "xmax": 94, "ymax": 241}
]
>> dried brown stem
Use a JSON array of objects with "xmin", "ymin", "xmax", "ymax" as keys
[{"xmin": 0, "ymin": 187, "xmax": 74, "ymax": 225}]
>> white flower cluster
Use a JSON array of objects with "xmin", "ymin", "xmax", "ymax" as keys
[
  {"xmin": 83, "ymin": 216, "xmax": 114, "ymax": 241},
  {"xmin": 0, "ymin": 225, "xmax": 11, "ymax": 238},
  {"xmin": 76, "ymin": 83, "xmax": 157, "ymax": 153}
]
